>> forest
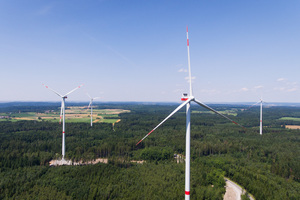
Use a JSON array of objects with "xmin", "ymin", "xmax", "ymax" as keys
[{"xmin": 0, "ymin": 102, "xmax": 299, "ymax": 199}]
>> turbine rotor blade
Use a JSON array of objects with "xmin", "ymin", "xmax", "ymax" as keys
[
  {"xmin": 43, "ymin": 84, "xmax": 63, "ymax": 97},
  {"xmin": 193, "ymin": 99, "xmax": 245, "ymax": 129},
  {"xmin": 87, "ymin": 100, "xmax": 92, "ymax": 110},
  {"xmin": 186, "ymin": 26, "xmax": 193, "ymax": 96},
  {"xmin": 262, "ymin": 100, "xmax": 268, "ymax": 104},
  {"xmin": 136, "ymin": 99, "xmax": 192, "ymax": 146},
  {"xmin": 64, "ymin": 84, "xmax": 84, "ymax": 97},
  {"xmin": 247, "ymin": 101, "xmax": 261, "ymax": 109},
  {"xmin": 86, "ymin": 93, "xmax": 92, "ymax": 99}
]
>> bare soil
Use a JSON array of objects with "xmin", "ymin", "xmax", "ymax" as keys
[
  {"xmin": 224, "ymin": 186, "xmax": 238, "ymax": 200},
  {"xmin": 49, "ymin": 158, "xmax": 108, "ymax": 166},
  {"xmin": 285, "ymin": 125, "xmax": 300, "ymax": 129}
]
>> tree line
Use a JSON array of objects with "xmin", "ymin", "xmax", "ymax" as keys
[{"xmin": 0, "ymin": 103, "xmax": 299, "ymax": 199}]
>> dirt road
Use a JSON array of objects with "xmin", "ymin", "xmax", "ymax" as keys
[{"xmin": 224, "ymin": 178, "xmax": 254, "ymax": 200}]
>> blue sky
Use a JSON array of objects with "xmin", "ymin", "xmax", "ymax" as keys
[{"xmin": 1, "ymin": 0, "xmax": 300, "ymax": 103}]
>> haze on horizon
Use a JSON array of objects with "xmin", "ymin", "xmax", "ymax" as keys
[{"xmin": 1, "ymin": 0, "xmax": 300, "ymax": 103}]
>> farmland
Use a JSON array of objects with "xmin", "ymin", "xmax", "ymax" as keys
[
  {"xmin": 279, "ymin": 117, "xmax": 300, "ymax": 122},
  {"xmin": 285, "ymin": 125, "xmax": 300, "ymax": 129},
  {"xmin": 0, "ymin": 106, "xmax": 130, "ymax": 124}
]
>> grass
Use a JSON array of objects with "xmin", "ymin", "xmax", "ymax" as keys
[
  {"xmin": 100, "ymin": 114, "xmax": 119, "ymax": 118},
  {"xmin": 102, "ymin": 119, "xmax": 120, "ymax": 123},
  {"xmin": 66, "ymin": 118, "xmax": 91, "ymax": 123},
  {"xmin": 10, "ymin": 112, "xmax": 36, "ymax": 117},
  {"xmin": 279, "ymin": 117, "xmax": 300, "ymax": 121}
]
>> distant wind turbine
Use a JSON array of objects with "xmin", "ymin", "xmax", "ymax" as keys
[
  {"xmin": 87, "ymin": 93, "xmax": 100, "ymax": 127},
  {"xmin": 43, "ymin": 84, "xmax": 83, "ymax": 160},
  {"xmin": 249, "ymin": 98, "xmax": 265, "ymax": 135},
  {"xmin": 136, "ymin": 27, "xmax": 244, "ymax": 200}
]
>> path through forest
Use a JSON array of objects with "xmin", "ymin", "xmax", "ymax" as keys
[{"xmin": 224, "ymin": 178, "xmax": 254, "ymax": 200}]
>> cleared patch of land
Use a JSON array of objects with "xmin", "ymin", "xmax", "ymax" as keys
[
  {"xmin": 285, "ymin": 125, "xmax": 300, "ymax": 129},
  {"xmin": 49, "ymin": 158, "xmax": 146, "ymax": 166},
  {"xmin": 0, "ymin": 107, "xmax": 130, "ymax": 124},
  {"xmin": 49, "ymin": 158, "xmax": 108, "ymax": 166}
]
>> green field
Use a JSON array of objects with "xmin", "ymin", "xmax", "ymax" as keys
[
  {"xmin": 0, "ymin": 107, "xmax": 130, "ymax": 124},
  {"xmin": 279, "ymin": 117, "xmax": 300, "ymax": 121}
]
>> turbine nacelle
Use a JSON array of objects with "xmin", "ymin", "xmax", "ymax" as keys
[
  {"xmin": 181, "ymin": 93, "xmax": 194, "ymax": 101},
  {"xmin": 181, "ymin": 93, "xmax": 189, "ymax": 101}
]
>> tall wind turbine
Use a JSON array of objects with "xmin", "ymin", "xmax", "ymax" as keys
[
  {"xmin": 136, "ymin": 27, "xmax": 244, "ymax": 200},
  {"xmin": 260, "ymin": 98, "xmax": 263, "ymax": 135},
  {"xmin": 43, "ymin": 84, "xmax": 83, "ymax": 160},
  {"xmin": 249, "ymin": 98, "xmax": 264, "ymax": 135},
  {"xmin": 87, "ymin": 93, "xmax": 100, "ymax": 127}
]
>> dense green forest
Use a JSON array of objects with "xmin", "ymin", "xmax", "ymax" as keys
[{"xmin": 0, "ymin": 102, "xmax": 299, "ymax": 199}]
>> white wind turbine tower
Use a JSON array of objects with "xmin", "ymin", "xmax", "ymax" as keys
[
  {"xmin": 43, "ymin": 84, "xmax": 83, "ymax": 160},
  {"xmin": 249, "ymin": 97, "xmax": 265, "ymax": 135},
  {"xmin": 260, "ymin": 98, "xmax": 263, "ymax": 135},
  {"xmin": 136, "ymin": 27, "xmax": 244, "ymax": 200},
  {"xmin": 87, "ymin": 93, "xmax": 100, "ymax": 127}
]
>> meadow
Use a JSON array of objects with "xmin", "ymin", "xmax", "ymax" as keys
[{"xmin": 279, "ymin": 117, "xmax": 300, "ymax": 121}]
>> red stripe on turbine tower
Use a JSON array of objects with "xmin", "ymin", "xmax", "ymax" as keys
[
  {"xmin": 185, "ymin": 191, "xmax": 190, "ymax": 195},
  {"xmin": 63, "ymin": 131, "xmax": 65, "ymax": 133}
]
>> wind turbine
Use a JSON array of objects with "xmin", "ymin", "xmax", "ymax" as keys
[
  {"xmin": 136, "ymin": 27, "xmax": 244, "ymax": 200},
  {"xmin": 87, "ymin": 93, "xmax": 100, "ymax": 127},
  {"xmin": 249, "ymin": 98, "xmax": 265, "ymax": 135},
  {"xmin": 43, "ymin": 84, "xmax": 83, "ymax": 160},
  {"xmin": 259, "ymin": 98, "xmax": 263, "ymax": 135}
]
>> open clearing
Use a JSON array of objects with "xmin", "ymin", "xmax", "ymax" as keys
[
  {"xmin": 0, "ymin": 107, "xmax": 130, "ymax": 124},
  {"xmin": 285, "ymin": 125, "xmax": 300, "ymax": 129},
  {"xmin": 49, "ymin": 158, "xmax": 109, "ymax": 166},
  {"xmin": 279, "ymin": 117, "xmax": 300, "ymax": 129}
]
